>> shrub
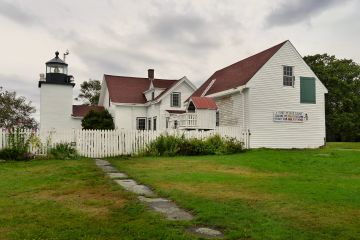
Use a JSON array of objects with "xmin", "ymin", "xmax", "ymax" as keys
[
  {"xmin": 48, "ymin": 143, "xmax": 79, "ymax": 160},
  {"xmin": 82, "ymin": 109, "xmax": 115, "ymax": 130},
  {"xmin": 0, "ymin": 129, "xmax": 34, "ymax": 161},
  {"xmin": 142, "ymin": 134, "xmax": 244, "ymax": 156},
  {"xmin": 144, "ymin": 134, "xmax": 182, "ymax": 156}
]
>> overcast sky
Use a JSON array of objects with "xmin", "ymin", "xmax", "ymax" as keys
[{"xmin": 0, "ymin": 0, "xmax": 359, "ymax": 120}]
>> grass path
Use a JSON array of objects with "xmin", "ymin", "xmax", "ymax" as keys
[{"xmin": 110, "ymin": 143, "xmax": 360, "ymax": 240}]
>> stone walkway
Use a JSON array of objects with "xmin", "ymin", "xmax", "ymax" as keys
[{"xmin": 95, "ymin": 158, "xmax": 224, "ymax": 239}]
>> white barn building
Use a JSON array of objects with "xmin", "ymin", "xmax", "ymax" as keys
[{"xmin": 189, "ymin": 40, "xmax": 328, "ymax": 148}]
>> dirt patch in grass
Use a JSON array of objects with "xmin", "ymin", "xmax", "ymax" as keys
[
  {"xmin": 198, "ymin": 164, "xmax": 290, "ymax": 177},
  {"xmin": 269, "ymin": 201, "xmax": 360, "ymax": 231},
  {"xmin": 158, "ymin": 182, "xmax": 279, "ymax": 201},
  {"xmin": 35, "ymin": 185, "xmax": 126, "ymax": 218},
  {"xmin": 132, "ymin": 160, "xmax": 290, "ymax": 178}
]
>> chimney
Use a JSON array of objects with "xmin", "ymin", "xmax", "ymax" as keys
[{"xmin": 148, "ymin": 69, "xmax": 154, "ymax": 81}]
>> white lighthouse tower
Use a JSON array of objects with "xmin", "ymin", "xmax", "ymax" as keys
[{"xmin": 38, "ymin": 51, "xmax": 78, "ymax": 130}]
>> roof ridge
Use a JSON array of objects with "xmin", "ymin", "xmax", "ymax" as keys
[
  {"xmin": 104, "ymin": 74, "xmax": 178, "ymax": 81},
  {"xmin": 216, "ymin": 40, "xmax": 288, "ymax": 73}
]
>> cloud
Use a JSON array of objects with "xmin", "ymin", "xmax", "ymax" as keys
[
  {"xmin": 265, "ymin": 0, "xmax": 349, "ymax": 27},
  {"xmin": 0, "ymin": 0, "xmax": 40, "ymax": 26}
]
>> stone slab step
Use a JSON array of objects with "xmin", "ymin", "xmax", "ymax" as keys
[
  {"xmin": 138, "ymin": 196, "xmax": 194, "ymax": 221},
  {"xmin": 115, "ymin": 179, "xmax": 155, "ymax": 197},
  {"xmin": 107, "ymin": 172, "xmax": 128, "ymax": 179}
]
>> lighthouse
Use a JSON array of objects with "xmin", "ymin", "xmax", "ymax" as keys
[{"xmin": 38, "ymin": 51, "xmax": 78, "ymax": 130}]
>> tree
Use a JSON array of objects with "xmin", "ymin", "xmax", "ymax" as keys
[
  {"xmin": 0, "ymin": 87, "xmax": 37, "ymax": 129},
  {"xmin": 81, "ymin": 109, "xmax": 114, "ymax": 130},
  {"xmin": 304, "ymin": 54, "xmax": 360, "ymax": 142},
  {"xmin": 76, "ymin": 79, "xmax": 101, "ymax": 105}
]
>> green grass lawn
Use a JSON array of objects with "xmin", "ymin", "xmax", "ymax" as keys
[
  {"xmin": 0, "ymin": 159, "xmax": 192, "ymax": 240},
  {"xmin": 110, "ymin": 142, "xmax": 360, "ymax": 240}
]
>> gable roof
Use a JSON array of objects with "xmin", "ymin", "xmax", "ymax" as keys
[
  {"xmin": 192, "ymin": 40, "xmax": 287, "ymax": 97},
  {"xmin": 104, "ymin": 75, "xmax": 178, "ymax": 104},
  {"xmin": 191, "ymin": 96, "xmax": 217, "ymax": 110},
  {"xmin": 72, "ymin": 105, "xmax": 105, "ymax": 118}
]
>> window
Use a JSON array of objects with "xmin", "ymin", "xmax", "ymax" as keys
[
  {"xmin": 174, "ymin": 120, "xmax": 178, "ymax": 129},
  {"xmin": 283, "ymin": 66, "xmax": 295, "ymax": 87},
  {"xmin": 153, "ymin": 117, "xmax": 157, "ymax": 131},
  {"xmin": 166, "ymin": 117, "xmax": 169, "ymax": 129},
  {"xmin": 171, "ymin": 92, "xmax": 181, "ymax": 107},
  {"xmin": 148, "ymin": 118, "xmax": 151, "ymax": 130},
  {"xmin": 300, "ymin": 77, "xmax": 316, "ymax": 104},
  {"xmin": 216, "ymin": 111, "xmax": 220, "ymax": 126},
  {"xmin": 151, "ymin": 91, "xmax": 155, "ymax": 100},
  {"xmin": 136, "ymin": 118, "xmax": 146, "ymax": 130}
]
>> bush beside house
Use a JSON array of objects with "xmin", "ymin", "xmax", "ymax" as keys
[
  {"xmin": 81, "ymin": 109, "xmax": 115, "ymax": 130},
  {"xmin": 143, "ymin": 134, "xmax": 244, "ymax": 156}
]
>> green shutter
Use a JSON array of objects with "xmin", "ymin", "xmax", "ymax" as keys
[{"xmin": 300, "ymin": 77, "xmax": 316, "ymax": 104}]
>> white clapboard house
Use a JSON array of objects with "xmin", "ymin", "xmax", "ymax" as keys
[
  {"xmin": 97, "ymin": 70, "xmax": 197, "ymax": 131},
  {"xmin": 188, "ymin": 40, "xmax": 328, "ymax": 148}
]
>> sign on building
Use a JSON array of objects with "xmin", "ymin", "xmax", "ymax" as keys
[{"xmin": 273, "ymin": 111, "xmax": 307, "ymax": 123}]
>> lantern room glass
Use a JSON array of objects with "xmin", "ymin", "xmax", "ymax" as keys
[{"xmin": 46, "ymin": 64, "xmax": 68, "ymax": 74}]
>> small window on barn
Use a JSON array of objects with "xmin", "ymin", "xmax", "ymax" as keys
[
  {"xmin": 136, "ymin": 118, "xmax": 146, "ymax": 130},
  {"xmin": 171, "ymin": 92, "xmax": 181, "ymax": 107},
  {"xmin": 283, "ymin": 66, "xmax": 295, "ymax": 87},
  {"xmin": 300, "ymin": 77, "xmax": 316, "ymax": 104},
  {"xmin": 216, "ymin": 111, "xmax": 220, "ymax": 126},
  {"xmin": 151, "ymin": 91, "xmax": 155, "ymax": 100}
]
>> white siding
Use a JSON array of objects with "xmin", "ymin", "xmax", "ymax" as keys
[
  {"xmin": 196, "ymin": 109, "xmax": 216, "ymax": 129},
  {"xmin": 215, "ymin": 92, "xmax": 243, "ymax": 127},
  {"xmin": 247, "ymin": 41, "xmax": 326, "ymax": 148},
  {"xmin": 113, "ymin": 106, "xmax": 147, "ymax": 130}
]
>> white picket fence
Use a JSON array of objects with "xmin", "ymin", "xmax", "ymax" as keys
[{"xmin": 0, "ymin": 127, "xmax": 249, "ymax": 158}]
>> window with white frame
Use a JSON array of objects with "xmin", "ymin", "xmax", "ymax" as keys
[
  {"xmin": 216, "ymin": 111, "xmax": 220, "ymax": 126},
  {"xmin": 171, "ymin": 92, "xmax": 181, "ymax": 107},
  {"xmin": 283, "ymin": 66, "xmax": 295, "ymax": 87},
  {"xmin": 136, "ymin": 118, "xmax": 146, "ymax": 130}
]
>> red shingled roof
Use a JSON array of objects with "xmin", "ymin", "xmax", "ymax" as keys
[
  {"xmin": 104, "ymin": 75, "xmax": 178, "ymax": 104},
  {"xmin": 191, "ymin": 96, "xmax": 217, "ymax": 110},
  {"xmin": 72, "ymin": 105, "xmax": 105, "ymax": 117},
  {"xmin": 192, "ymin": 41, "xmax": 287, "ymax": 97}
]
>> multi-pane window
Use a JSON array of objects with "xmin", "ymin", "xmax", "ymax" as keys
[
  {"xmin": 171, "ymin": 92, "xmax": 181, "ymax": 107},
  {"xmin": 148, "ymin": 118, "xmax": 151, "ymax": 130},
  {"xmin": 153, "ymin": 117, "xmax": 157, "ymax": 131},
  {"xmin": 136, "ymin": 118, "xmax": 146, "ymax": 130},
  {"xmin": 216, "ymin": 111, "xmax": 220, "ymax": 126},
  {"xmin": 283, "ymin": 66, "xmax": 295, "ymax": 86}
]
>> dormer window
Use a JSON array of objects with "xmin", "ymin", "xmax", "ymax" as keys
[
  {"xmin": 171, "ymin": 92, "xmax": 181, "ymax": 107},
  {"xmin": 283, "ymin": 66, "xmax": 295, "ymax": 87}
]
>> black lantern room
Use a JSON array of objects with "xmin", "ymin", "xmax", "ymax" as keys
[{"xmin": 38, "ymin": 51, "xmax": 75, "ymax": 87}]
